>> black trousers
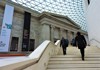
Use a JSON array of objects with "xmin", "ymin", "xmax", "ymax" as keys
[
  {"xmin": 62, "ymin": 47, "xmax": 67, "ymax": 55},
  {"xmin": 80, "ymin": 49, "xmax": 85, "ymax": 60}
]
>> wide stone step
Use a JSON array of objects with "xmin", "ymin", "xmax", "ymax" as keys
[
  {"xmin": 47, "ymin": 64, "xmax": 100, "ymax": 68},
  {"xmin": 51, "ymin": 55, "xmax": 100, "ymax": 58},
  {"xmin": 49, "ymin": 61, "xmax": 100, "ymax": 64},
  {"xmin": 66, "ymin": 46, "xmax": 100, "ymax": 55},
  {"xmin": 50, "ymin": 58, "xmax": 100, "ymax": 61},
  {"xmin": 47, "ymin": 68, "xmax": 100, "ymax": 70},
  {"xmin": 47, "ymin": 46, "xmax": 100, "ymax": 70}
]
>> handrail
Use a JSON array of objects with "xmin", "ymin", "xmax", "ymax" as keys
[
  {"xmin": 55, "ymin": 40, "xmax": 60, "ymax": 45},
  {"xmin": 0, "ymin": 40, "xmax": 60, "ymax": 70},
  {"xmin": 29, "ymin": 40, "xmax": 50, "ymax": 58},
  {"xmin": 90, "ymin": 38, "xmax": 100, "ymax": 44},
  {"xmin": 25, "ymin": 40, "xmax": 60, "ymax": 70},
  {"xmin": 0, "ymin": 40, "xmax": 50, "ymax": 69}
]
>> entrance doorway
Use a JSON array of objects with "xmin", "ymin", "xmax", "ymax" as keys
[
  {"xmin": 10, "ymin": 37, "xmax": 19, "ymax": 51},
  {"xmin": 29, "ymin": 39, "xmax": 35, "ymax": 51}
]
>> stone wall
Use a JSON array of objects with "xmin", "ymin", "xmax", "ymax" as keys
[
  {"xmin": 11, "ymin": 11, "xmax": 41, "ymax": 51},
  {"xmin": 30, "ymin": 16, "xmax": 41, "ymax": 48},
  {"xmin": 0, "ymin": 5, "xmax": 41, "ymax": 51}
]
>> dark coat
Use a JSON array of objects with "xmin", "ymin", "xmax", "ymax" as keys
[
  {"xmin": 60, "ymin": 38, "xmax": 69, "ymax": 48},
  {"xmin": 65, "ymin": 39, "xmax": 69, "ymax": 47},
  {"xmin": 71, "ymin": 38, "xmax": 76, "ymax": 46},
  {"xmin": 75, "ymin": 35, "xmax": 87, "ymax": 49}
]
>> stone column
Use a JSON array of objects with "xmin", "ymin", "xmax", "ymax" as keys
[
  {"xmin": 40, "ymin": 23, "xmax": 50, "ymax": 43},
  {"xmin": 58, "ymin": 28, "xmax": 60, "ymax": 39},
  {"xmin": 60, "ymin": 28, "xmax": 63, "ymax": 39},
  {"xmin": 66, "ymin": 30, "xmax": 68, "ymax": 39},
  {"xmin": 50, "ymin": 25, "xmax": 55, "ymax": 42},
  {"xmin": 71, "ymin": 32, "xmax": 74, "ymax": 39},
  {"xmin": 74, "ymin": 32, "xmax": 77, "ymax": 38},
  {"xmin": 68, "ymin": 31, "xmax": 72, "ymax": 43}
]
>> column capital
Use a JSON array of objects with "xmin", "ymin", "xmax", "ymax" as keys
[
  {"xmin": 50, "ymin": 25, "xmax": 55, "ymax": 28},
  {"xmin": 41, "ymin": 22, "xmax": 50, "ymax": 26},
  {"xmin": 67, "ymin": 30, "xmax": 71, "ymax": 33},
  {"xmin": 59, "ymin": 28, "xmax": 64, "ymax": 31}
]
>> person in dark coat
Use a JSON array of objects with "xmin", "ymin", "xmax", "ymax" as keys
[
  {"xmin": 75, "ymin": 32, "xmax": 87, "ymax": 60},
  {"xmin": 60, "ymin": 37, "xmax": 69, "ymax": 55},
  {"xmin": 71, "ymin": 38, "xmax": 76, "ymax": 46}
]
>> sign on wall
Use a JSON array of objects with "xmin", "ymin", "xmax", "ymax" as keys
[{"xmin": 0, "ymin": 4, "xmax": 14, "ymax": 52}]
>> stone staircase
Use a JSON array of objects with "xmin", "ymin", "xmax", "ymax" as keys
[{"xmin": 47, "ymin": 46, "xmax": 100, "ymax": 70}]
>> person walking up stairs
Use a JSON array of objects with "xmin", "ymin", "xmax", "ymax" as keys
[
  {"xmin": 75, "ymin": 32, "xmax": 87, "ymax": 61},
  {"xmin": 47, "ymin": 46, "xmax": 100, "ymax": 70}
]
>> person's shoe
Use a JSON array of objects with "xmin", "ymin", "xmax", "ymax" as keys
[{"xmin": 82, "ymin": 57, "xmax": 84, "ymax": 61}]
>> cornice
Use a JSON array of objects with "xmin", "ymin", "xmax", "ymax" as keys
[
  {"xmin": 39, "ymin": 12, "xmax": 80, "ymax": 29},
  {"xmin": 40, "ymin": 17, "xmax": 80, "ymax": 32}
]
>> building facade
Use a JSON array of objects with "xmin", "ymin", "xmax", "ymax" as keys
[{"xmin": 0, "ymin": 1, "xmax": 88, "ymax": 52}]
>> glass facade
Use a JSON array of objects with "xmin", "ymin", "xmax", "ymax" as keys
[{"xmin": 11, "ymin": 0, "xmax": 87, "ymax": 31}]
